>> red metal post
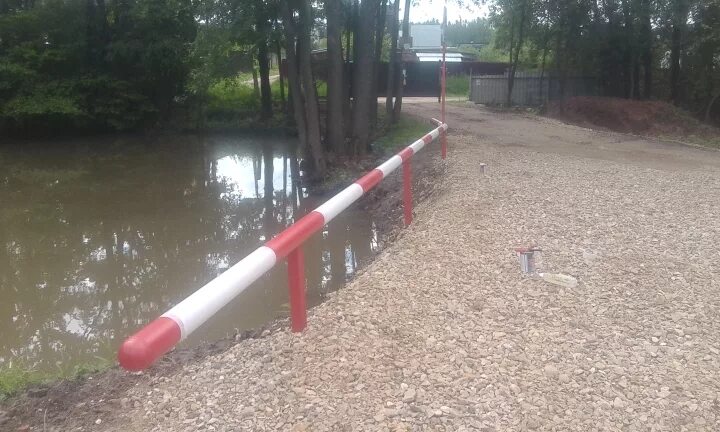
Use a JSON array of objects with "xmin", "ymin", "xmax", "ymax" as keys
[
  {"xmin": 441, "ymin": 3, "xmax": 448, "ymax": 159},
  {"xmin": 403, "ymin": 158, "xmax": 413, "ymax": 226},
  {"xmin": 287, "ymin": 247, "xmax": 307, "ymax": 332}
]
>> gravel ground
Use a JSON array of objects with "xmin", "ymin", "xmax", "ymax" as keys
[{"xmin": 23, "ymin": 103, "xmax": 720, "ymax": 431}]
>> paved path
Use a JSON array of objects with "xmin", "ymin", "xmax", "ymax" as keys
[{"xmin": 104, "ymin": 102, "xmax": 720, "ymax": 431}]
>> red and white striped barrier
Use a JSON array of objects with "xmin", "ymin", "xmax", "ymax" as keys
[{"xmin": 118, "ymin": 122, "xmax": 448, "ymax": 371}]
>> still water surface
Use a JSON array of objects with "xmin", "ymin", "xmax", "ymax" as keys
[{"xmin": 0, "ymin": 133, "xmax": 383, "ymax": 372}]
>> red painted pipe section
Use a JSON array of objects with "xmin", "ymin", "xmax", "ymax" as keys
[
  {"xmin": 287, "ymin": 248, "xmax": 307, "ymax": 332},
  {"xmin": 117, "ymin": 317, "xmax": 182, "ymax": 371},
  {"xmin": 403, "ymin": 158, "xmax": 413, "ymax": 226}
]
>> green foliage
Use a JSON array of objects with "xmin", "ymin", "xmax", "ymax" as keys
[
  {"xmin": 446, "ymin": 75, "xmax": 470, "ymax": 97},
  {"xmin": 0, "ymin": 0, "xmax": 196, "ymax": 135}
]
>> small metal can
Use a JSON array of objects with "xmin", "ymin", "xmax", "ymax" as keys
[{"xmin": 515, "ymin": 246, "xmax": 541, "ymax": 274}]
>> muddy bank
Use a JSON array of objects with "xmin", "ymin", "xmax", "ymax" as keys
[{"xmin": 1, "ymin": 120, "xmax": 447, "ymax": 432}]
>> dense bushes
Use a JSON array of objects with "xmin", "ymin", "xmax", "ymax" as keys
[{"xmin": 0, "ymin": 0, "xmax": 195, "ymax": 136}]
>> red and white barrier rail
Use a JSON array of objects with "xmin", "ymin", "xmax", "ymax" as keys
[{"xmin": 118, "ymin": 122, "xmax": 448, "ymax": 371}]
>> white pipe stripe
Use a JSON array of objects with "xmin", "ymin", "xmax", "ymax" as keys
[
  {"xmin": 377, "ymin": 155, "xmax": 403, "ymax": 177},
  {"xmin": 409, "ymin": 138, "xmax": 425, "ymax": 153},
  {"xmin": 315, "ymin": 183, "xmax": 364, "ymax": 223},
  {"xmin": 162, "ymin": 246, "xmax": 277, "ymax": 338}
]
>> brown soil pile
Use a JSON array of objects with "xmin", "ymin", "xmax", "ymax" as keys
[{"xmin": 548, "ymin": 96, "xmax": 707, "ymax": 136}]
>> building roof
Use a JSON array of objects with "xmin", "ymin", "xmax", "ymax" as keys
[{"xmin": 415, "ymin": 52, "xmax": 468, "ymax": 63}]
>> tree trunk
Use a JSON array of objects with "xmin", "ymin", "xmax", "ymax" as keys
[
  {"xmin": 370, "ymin": 0, "xmax": 387, "ymax": 132},
  {"xmin": 276, "ymin": 40, "xmax": 286, "ymax": 112},
  {"xmin": 325, "ymin": 0, "xmax": 346, "ymax": 155},
  {"xmin": 507, "ymin": 0, "xmax": 527, "ymax": 107},
  {"xmin": 640, "ymin": 0, "xmax": 652, "ymax": 99},
  {"xmin": 251, "ymin": 61, "xmax": 260, "ymax": 100},
  {"xmin": 621, "ymin": 0, "xmax": 633, "ymax": 99},
  {"xmin": 386, "ymin": 0, "xmax": 400, "ymax": 122},
  {"xmin": 670, "ymin": 0, "xmax": 689, "ymax": 104},
  {"xmin": 257, "ymin": 33, "xmax": 273, "ymax": 120},
  {"xmin": 393, "ymin": 0, "xmax": 411, "ymax": 120},
  {"xmin": 281, "ymin": 2, "xmax": 308, "ymax": 151},
  {"xmin": 705, "ymin": 92, "xmax": 720, "ymax": 123},
  {"xmin": 538, "ymin": 28, "xmax": 550, "ymax": 105},
  {"xmin": 298, "ymin": 0, "xmax": 326, "ymax": 174},
  {"xmin": 670, "ymin": 24, "xmax": 682, "ymax": 103},
  {"xmin": 351, "ymin": 0, "xmax": 381, "ymax": 156}
]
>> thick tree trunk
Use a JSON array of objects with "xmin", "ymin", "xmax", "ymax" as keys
[
  {"xmin": 351, "ymin": 0, "xmax": 381, "ymax": 156},
  {"xmin": 257, "ymin": 34, "xmax": 273, "ymax": 120},
  {"xmin": 393, "ymin": 0, "xmax": 411, "ymax": 120},
  {"xmin": 386, "ymin": 0, "xmax": 400, "ymax": 121},
  {"xmin": 325, "ymin": 0, "xmax": 346, "ymax": 155},
  {"xmin": 298, "ymin": 0, "xmax": 326, "ymax": 174},
  {"xmin": 370, "ymin": 0, "xmax": 387, "ymax": 132}
]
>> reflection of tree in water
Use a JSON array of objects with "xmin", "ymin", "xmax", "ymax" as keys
[{"xmin": 0, "ymin": 134, "xmax": 381, "ymax": 371}]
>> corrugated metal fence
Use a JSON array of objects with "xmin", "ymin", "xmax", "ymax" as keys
[{"xmin": 470, "ymin": 71, "xmax": 597, "ymax": 106}]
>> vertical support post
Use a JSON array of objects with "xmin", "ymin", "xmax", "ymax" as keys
[
  {"xmin": 287, "ymin": 247, "xmax": 307, "ymax": 332},
  {"xmin": 403, "ymin": 158, "xmax": 413, "ymax": 226},
  {"xmin": 441, "ymin": 3, "xmax": 448, "ymax": 159}
]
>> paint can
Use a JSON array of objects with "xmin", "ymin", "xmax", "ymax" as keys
[
  {"xmin": 515, "ymin": 247, "xmax": 541, "ymax": 274},
  {"xmin": 479, "ymin": 163, "xmax": 487, "ymax": 175}
]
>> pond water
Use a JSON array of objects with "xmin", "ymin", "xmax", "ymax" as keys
[{"xmin": 0, "ymin": 133, "xmax": 384, "ymax": 373}]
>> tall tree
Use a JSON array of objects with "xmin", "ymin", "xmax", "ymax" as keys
[
  {"xmin": 393, "ymin": 0, "xmax": 411, "ymax": 119},
  {"xmin": 325, "ymin": 0, "xmax": 346, "ymax": 154},
  {"xmin": 350, "ymin": 0, "xmax": 382, "ymax": 156},
  {"xmin": 385, "ymin": 0, "xmax": 400, "ymax": 122}
]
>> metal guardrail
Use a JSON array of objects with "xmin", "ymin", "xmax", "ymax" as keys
[{"xmin": 117, "ymin": 121, "xmax": 449, "ymax": 371}]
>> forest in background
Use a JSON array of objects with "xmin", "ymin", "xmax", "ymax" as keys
[
  {"xmin": 488, "ymin": 0, "xmax": 720, "ymax": 118},
  {"xmin": 2, "ymin": 1, "xmax": 719, "ymax": 163}
]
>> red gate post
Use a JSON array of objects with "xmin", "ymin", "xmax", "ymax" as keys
[
  {"xmin": 287, "ymin": 247, "xmax": 307, "ymax": 332},
  {"xmin": 441, "ymin": 3, "xmax": 448, "ymax": 159},
  {"xmin": 403, "ymin": 158, "xmax": 413, "ymax": 226}
]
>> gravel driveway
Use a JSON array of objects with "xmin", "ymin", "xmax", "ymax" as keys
[{"xmin": 60, "ymin": 102, "xmax": 720, "ymax": 431}]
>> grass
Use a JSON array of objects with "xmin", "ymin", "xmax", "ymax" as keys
[
  {"xmin": 372, "ymin": 115, "xmax": 432, "ymax": 154},
  {"xmin": 0, "ymin": 359, "xmax": 111, "ymax": 401},
  {"xmin": 446, "ymin": 74, "xmax": 470, "ymax": 98}
]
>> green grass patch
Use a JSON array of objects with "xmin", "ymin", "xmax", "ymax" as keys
[
  {"xmin": 372, "ymin": 115, "xmax": 432, "ymax": 153},
  {"xmin": 0, "ymin": 359, "xmax": 111, "ymax": 401},
  {"xmin": 446, "ymin": 74, "xmax": 470, "ymax": 98}
]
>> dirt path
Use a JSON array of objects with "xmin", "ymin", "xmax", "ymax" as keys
[
  {"xmin": 406, "ymin": 97, "xmax": 720, "ymax": 171},
  {"xmin": 9, "ymin": 103, "xmax": 720, "ymax": 431}
]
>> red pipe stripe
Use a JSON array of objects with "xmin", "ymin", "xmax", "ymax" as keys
[
  {"xmin": 266, "ymin": 211, "xmax": 325, "ymax": 259},
  {"xmin": 422, "ymin": 134, "xmax": 433, "ymax": 144},
  {"xmin": 118, "ymin": 317, "xmax": 181, "ymax": 371},
  {"xmin": 355, "ymin": 169, "xmax": 384, "ymax": 192},
  {"xmin": 398, "ymin": 147, "xmax": 414, "ymax": 162}
]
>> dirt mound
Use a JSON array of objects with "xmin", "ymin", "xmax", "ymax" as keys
[{"xmin": 547, "ymin": 96, "xmax": 704, "ymax": 136}]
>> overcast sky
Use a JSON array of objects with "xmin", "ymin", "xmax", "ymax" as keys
[{"xmin": 406, "ymin": 0, "xmax": 490, "ymax": 23}]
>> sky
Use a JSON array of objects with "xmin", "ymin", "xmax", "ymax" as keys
[{"xmin": 406, "ymin": 0, "xmax": 490, "ymax": 23}]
